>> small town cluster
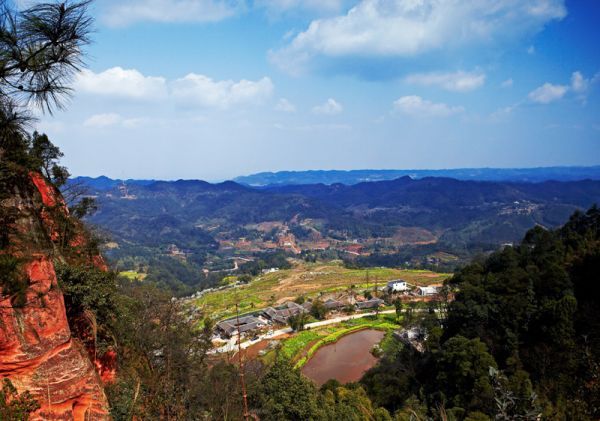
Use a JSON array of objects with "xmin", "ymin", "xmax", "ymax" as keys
[{"xmin": 214, "ymin": 279, "xmax": 441, "ymax": 340}]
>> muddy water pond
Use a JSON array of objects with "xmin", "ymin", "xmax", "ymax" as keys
[{"xmin": 301, "ymin": 329, "xmax": 385, "ymax": 386}]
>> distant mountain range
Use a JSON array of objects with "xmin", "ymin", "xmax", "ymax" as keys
[
  {"xmin": 233, "ymin": 166, "xmax": 600, "ymax": 186},
  {"xmin": 70, "ymin": 175, "xmax": 157, "ymax": 190},
  {"xmin": 69, "ymin": 175, "xmax": 600, "ymax": 281}
]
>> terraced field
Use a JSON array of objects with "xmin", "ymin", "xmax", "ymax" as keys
[{"xmin": 194, "ymin": 260, "xmax": 449, "ymax": 320}]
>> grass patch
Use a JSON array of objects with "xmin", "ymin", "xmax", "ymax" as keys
[
  {"xmin": 119, "ymin": 270, "xmax": 146, "ymax": 281},
  {"xmin": 280, "ymin": 330, "xmax": 323, "ymax": 360}
]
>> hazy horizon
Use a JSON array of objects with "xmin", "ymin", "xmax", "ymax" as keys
[{"xmin": 69, "ymin": 164, "xmax": 600, "ymax": 183}]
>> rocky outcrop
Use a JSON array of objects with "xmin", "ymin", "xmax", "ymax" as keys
[{"xmin": 0, "ymin": 172, "xmax": 110, "ymax": 420}]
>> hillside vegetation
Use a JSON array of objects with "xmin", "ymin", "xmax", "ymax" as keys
[
  {"xmin": 71, "ymin": 175, "xmax": 600, "ymax": 295},
  {"xmin": 361, "ymin": 206, "xmax": 600, "ymax": 419}
]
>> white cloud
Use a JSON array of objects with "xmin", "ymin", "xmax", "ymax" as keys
[
  {"xmin": 312, "ymin": 98, "xmax": 343, "ymax": 115},
  {"xmin": 83, "ymin": 113, "xmax": 123, "ymax": 128},
  {"xmin": 570, "ymin": 71, "xmax": 589, "ymax": 93},
  {"xmin": 405, "ymin": 70, "xmax": 485, "ymax": 92},
  {"xmin": 271, "ymin": 0, "xmax": 566, "ymax": 73},
  {"xmin": 76, "ymin": 67, "xmax": 275, "ymax": 110},
  {"xmin": 75, "ymin": 67, "xmax": 168, "ymax": 100},
  {"xmin": 102, "ymin": 0, "xmax": 242, "ymax": 27},
  {"xmin": 393, "ymin": 95, "xmax": 464, "ymax": 117},
  {"xmin": 170, "ymin": 74, "xmax": 274, "ymax": 109},
  {"xmin": 501, "ymin": 78, "xmax": 514, "ymax": 88},
  {"xmin": 528, "ymin": 71, "xmax": 598, "ymax": 104},
  {"xmin": 527, "ymin": 45, "xmax": 536, "ymax": 54},
  {"xmin": 528, "ymin": 83, "xmax": 568, "ymax": 104},
  {"xmin": 490, "ymin": 103, "xmax": 519, "ymax": 120},
  {"xmin": 275, "ymin": 98, "xmax": 297, "ymax": 112}
]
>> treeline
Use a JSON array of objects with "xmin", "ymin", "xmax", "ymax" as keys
[{"xmin": 361, "ymin": 206, "xmax": 600, "ymax": 419}]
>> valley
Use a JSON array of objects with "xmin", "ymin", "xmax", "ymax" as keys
[
  {"xmin": 1, "ymin": 0, "xmax": 599, "ymax": 419},
  {"xmin": 69, "ymin": 175, "xmax": 600, "ymax": 296}
]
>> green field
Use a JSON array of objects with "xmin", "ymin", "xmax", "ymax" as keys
[
  {"xmin": 194, "ymin": 261, "xmax": 449, "ymax": 320},
  {"xmin": 119, "ymin": 270, "xmax": 146, "ymax": 281}
]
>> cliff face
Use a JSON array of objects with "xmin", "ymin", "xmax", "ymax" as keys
[{"xmin": 0, "ymin": 172, "xmax": 110, "ymax": 420}]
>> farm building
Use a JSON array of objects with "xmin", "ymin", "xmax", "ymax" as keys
[
  {"xmin": 262, "ymin": 301, "xmax": 307, "ymax": 324},
  {"xmin": 216, "ymin": 315, "xmax": 264, "ymax": 338},
  {"xmin": 355, "ymin": 298, "xmax": 385, "ymax": 310},
  {"xmin": 417, "ymin": 286, "xmax": 438, "ymax": 296},
  {"xmin": 387, "ymin": 279, "xmax": 410, "ymax": 292},
  {"xmin": 323, "ymin": 299, "xmax": 344, "ymax": 310},
  {"xmin": 301, "ymin": 301, "xmax": 313, "ymax": 312}
]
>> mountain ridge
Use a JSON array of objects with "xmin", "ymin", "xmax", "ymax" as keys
[{"xmin": 233, "ymin": 166, "xmax": 600, "ymax": 186}]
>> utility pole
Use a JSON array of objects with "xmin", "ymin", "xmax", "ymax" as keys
[
  {"xmin": 374, "ymin": 276, "xmax": 380, "ymax": 317},
  {"xmin": 374, "ymin": 275, "xmax": 378, "ymax": 298},
  {"xmin": 236, "ymin": 303, "xmax": 250, "ymax": 421}
]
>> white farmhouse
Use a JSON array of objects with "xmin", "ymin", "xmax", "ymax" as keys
[
  {"xmin": 387, "ymin": 279, "xmax": 409, "ymax": 293},
  {"xmin": 417, "ymin": 286, "xmax": 438, "ymax": 296}
]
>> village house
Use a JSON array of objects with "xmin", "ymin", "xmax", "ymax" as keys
[
  {"xmin": 262, "ymin": 301, "xmax": 307, "ymax": 324},
  {"xmin": 216, "ymin": 315, "xmax": 265, "ymax": 338},
  {"xmin": 387, "ymin": 279, "xmax": 410, "ymax": 293},
  {"xmin": 417, "ymin": 286, "xmax": 438, "ymax": 296},
  {"xmin": 301, "ymin": 301, "xmax": 313, "ymax": 312},
  {"xmin": 323, "ymin": 299, "xmax": 344, "ymax": 311},
  {"xmin": 355, "ymin": 298, "xmax": 385, "ymax": 310}
]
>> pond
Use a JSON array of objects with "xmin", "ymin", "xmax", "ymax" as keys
[{"xmin": 301, "ymin": 329, "xmax": 385, "ymax": 386}]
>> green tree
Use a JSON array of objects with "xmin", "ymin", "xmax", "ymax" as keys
[
  {"xmin": 107, "ymin": 284, "xmax": 214, "ymax": 419},
  {"xmin": 310, "ymin": 299, "xmax": 329, "ymax": 320},
  {"xmin": 28, "ymin": 131, "xmax": 69, "ymax": 186},
  {"xmin": 0, "ymin": 0, "xmax": 92, "ymax": 117},
  {"xmin": 0, "ymin": 0, "xmax": 92, "ymax": 172},
  {"xmin": 320, "ymin": 382, "xmax": 392, "ymax": 420},
  {"xmin": 434, "ymin": 336, "xmax": 497, "ymax": 415},
  {"xmin": 289, "ymin": 312, "xmax": 310, "ymax": 331},
  {"xmin": 394, "ymin": 298, "xmax": 403, "ymax": 321},
  {"xmin": 0, "ymin": 378, "xmax": 40, "ymax": 421},
  {"xmin": 253, "ymin": 357, "xmax": 323, "ymax": 420},
  {"xmin": 56, "ymin": 263, "xmax": 119, "ymax": 356}
]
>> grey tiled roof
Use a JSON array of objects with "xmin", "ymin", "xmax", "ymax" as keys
[
  {"xmin": 217, "ymin": 316, "xmax": 263, "ymax": 337},
  {"xmin": 355, "ymin": 298, "xmax": 384, "ymax": 309},
  {"xmin": 262, "ymin": 301, "xmax": 307, "ymax": 324},
  {"xmin": 323, "ymin": 299, "xmax": 344, "ymax": 310}
]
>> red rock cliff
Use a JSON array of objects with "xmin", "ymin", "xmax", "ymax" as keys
[{"xmin": 0, "ymin": 172, "xmax": 110, "ymax": 420}]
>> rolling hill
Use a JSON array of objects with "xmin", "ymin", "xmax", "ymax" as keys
[{"xmin": 69, "ymin": 175, "xmax": 600, "ymax": 295}]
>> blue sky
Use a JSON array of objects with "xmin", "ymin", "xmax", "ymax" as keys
[{"xmin": 31, "ymin": 0, "xmax": 600, "ymax": 181}]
